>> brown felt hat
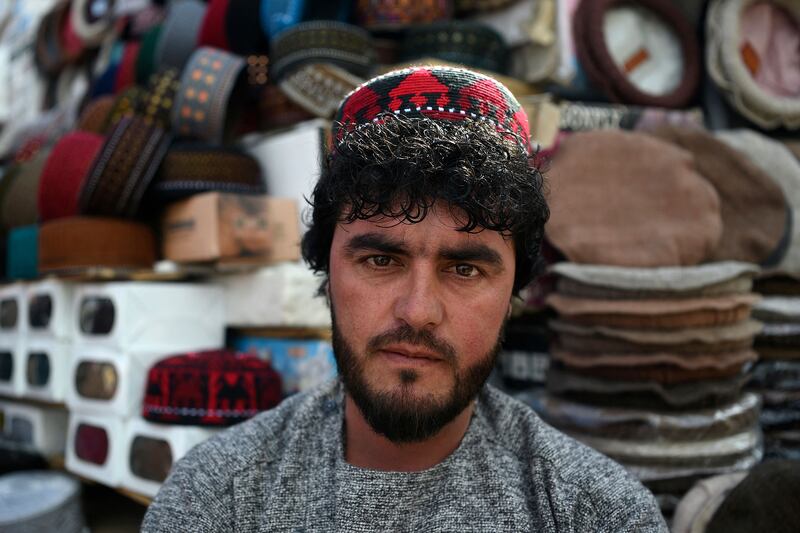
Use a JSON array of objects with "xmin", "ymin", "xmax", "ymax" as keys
[
  {"xmin": 554, "ymin": 349, "xmax": 756, "ymax": 384},
  {"xmin": 546, "ymin": 293, "xmax": 759, "ymax": 330},
  {"xmin": 547, "ymin": 364, "xmax": 751, "ymax": 410},
  {"xmin": 531, "ymin": 391, "xmax": 760, "ymax": 442},
  {"xmin": 550, "ymin": 318, "xmax": 763, "ymax": 347},
  {"xmin": 651, "ymin": 126, "xmax": 790, "ymax": 267},
  {"xmin": 546, "ymin": 130, "xmax": 722, "ymax": 267},
  {"xmin": 550, "ymin": 261, "xmax": 758, "ymax": 300}
]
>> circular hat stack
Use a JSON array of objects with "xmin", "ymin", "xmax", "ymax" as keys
[{"xmin": 542, "ymin": 261, "xmax": 764, "ymax": 498}]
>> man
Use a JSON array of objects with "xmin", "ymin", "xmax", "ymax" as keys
[{"xmin": 143, "ymin": 66, "xmax": 667, "ymax": 532}]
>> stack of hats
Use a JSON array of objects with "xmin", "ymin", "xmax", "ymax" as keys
[
  {"xmin": 539, "ymin": 261, "xmax": 764, "ymax": 509},
  {"xmin": 749, "ymin": 298, "xmax": 800, "ymax": 461},
  {"xmin": 713, "ymin": 129, "xmax": 800, "ymax": 463}
]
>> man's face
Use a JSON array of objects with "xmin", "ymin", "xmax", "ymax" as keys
[{"xmin": 328, "ymin": 202, "xmax": 515, "ymax": 443}]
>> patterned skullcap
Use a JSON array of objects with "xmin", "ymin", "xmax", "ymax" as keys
[{"xmin": 332, "ymin": 65, "xmax": 531, "ymax": 151}]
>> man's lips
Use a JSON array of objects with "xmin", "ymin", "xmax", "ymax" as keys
[{"xmin": 377, "ymin": 345, "xmax": 444, "ymax": 365}]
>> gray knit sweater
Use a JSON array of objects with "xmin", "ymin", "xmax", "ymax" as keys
[{"xmin": 142, "ymin": 380, "xmax": 667, "ymax": 532}]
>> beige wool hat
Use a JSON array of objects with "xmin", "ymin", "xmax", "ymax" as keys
[
  {"xmin": 717, "ymin": 129, "xmax": 800, "ymax": 275},
  {"xmin": 546, "ymin": 130, "xmax": 722, "ymax": 267},
  {"xmin": 546, "ymin": 293, "xmax": 759, "ymax": 330},
  {"xmin": 652, "ymin": 126, "xmax": 790, "ymax": 267}
]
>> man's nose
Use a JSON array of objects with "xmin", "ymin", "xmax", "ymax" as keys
[{"xmin": 393, "ymin": 266, "xmax": 444, "ymax": 330}]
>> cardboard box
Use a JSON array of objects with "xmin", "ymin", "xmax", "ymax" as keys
[
  {"xmin": 242, "ymin": 119, "xmax": 328, "ymax": 234},
  {"xmin": 161, "ymin": 193, "xmax": 300, "ymax": 264}
]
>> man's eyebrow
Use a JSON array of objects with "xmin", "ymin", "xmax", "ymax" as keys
[
  {"xmin": 344, "ymin": 233, "xmax": 408, "ymax": 255},
  {"xmin": 439, "ymin": 244, "xmax": 504, "ymax": 267}
]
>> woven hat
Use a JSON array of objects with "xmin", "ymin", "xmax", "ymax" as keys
[
  {"xmin": 333, "ymin": 65, "xmax": 531, "ymax": 153},
  {"xmin": 572, "ymin": 428, "xmax": 761, "ymax": 469},
  {"xmin": 717, "ymin": 129, "xmax": 800, "ymax": 275},
  {"xmin": 546, "ymin": 364, "xmax": 751, "ymax": 410},
  {"xmin": 707, "ymin": 0, "xmax": 800, "ymax": 129},
  {"xmin": 550, "ymin": 261, "xmax": 758, "ymax": 294},
  {"xmin": 551, "ymin": 345, "xmax": 757, "ymax": 384},
  {"xmin": 531, "ymin": 391, "xmax": 760, "ymax": 442},
  {"xmin": 545, "ymin": 129, "xmax": 723, "ymax": 267},
  {"xmin": 546, "ymin": 293, "xmax": 759, "ymax": 330},
  {"xmin": 143, "ymin": 350, "xmax": 283, "ymax": 426},
  {"xmin": 550, "ymin": 318, "xmax": 762, "ymax": 352},
  {"xmin": 573, "ymin": 0, "xmax": 700, "ymax": 108},
  {"xmin": 749, "ymin": 360, "xmax": 800, "ymax": 391},
  {"xmin": 753, "ymin": 297, "xmax": 800, "ymax": 323},
  {"xmin": 652, "ymin": 126, "xmax": 790, "ymax": 266}
]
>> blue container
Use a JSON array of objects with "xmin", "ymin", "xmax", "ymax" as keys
[
  {"xmin": 6, "ymin": 225, "xmax": 38, "ymax": 280},
  {"xmin": 233, "ymin": 336, "xmax": 337, "ymax": 396}
]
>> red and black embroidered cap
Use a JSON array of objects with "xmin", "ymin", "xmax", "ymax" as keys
[
  {"xmin": 142, "ymin": 349, "xmax": 283, "ymax": 426},
  {"xmin": 332, "ymin": 65, "xmax": 531, "ymax": 152}
]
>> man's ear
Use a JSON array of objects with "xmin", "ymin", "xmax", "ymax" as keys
[{"xmin": 507, "ymin": 302, "xmax": 513, "ymax": 319}]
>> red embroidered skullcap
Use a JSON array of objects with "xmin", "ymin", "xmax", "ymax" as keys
[
  {"xmin": 38, "ymin": 132, "xmax": 104, "ymax": 221},
  {"xmin": 333, "ymin": 65, "xmax": 531, "ymax": 151},
  {"xmin": 142, "ymin": 350, "xmax": 283, "ymax": 426}
]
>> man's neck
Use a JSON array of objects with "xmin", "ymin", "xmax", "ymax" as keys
[{"xmin": 343, "ymin": 394, "xmax": 475, "ymax": 472}]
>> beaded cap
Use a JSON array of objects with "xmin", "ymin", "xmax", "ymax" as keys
[{"xmin": 332, "ymin": 65, "xmax": 531, "ymax": 151}]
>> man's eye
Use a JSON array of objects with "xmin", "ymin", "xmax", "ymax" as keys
[
  {"xmin": 454, "ymin": 264, "xmax": 478, "ymax": 277},
  {"xmin": 367, "ymin": 256, "xmax": 392, "ymax": 267}
]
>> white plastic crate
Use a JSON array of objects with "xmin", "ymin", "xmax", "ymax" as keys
[
  {"xmin": 0, "ymin": 282, "xmax": 28, "ymax": 337},
  {"xmin": 72, "ymin": 282, "xmax": 225, "ymax": 352},
  {"xmin": 65, "ymin": 412, "xmax": 125, "ymax": 487},
  {"xmin": 26, "ymin": 279, "xmax": 75, "ymax": 341},
  {"xmin": 66, "ymin": 343, "xmax": 221, "ymax": 418},
  {"xmin": 0, "ymin": 401, "xmax": 69, "ymax": 456},
  {"xmin": 215, "ymin": 263, "xmax": 330, "ymax": 328},
  {"xmin": 21, "ymin": 337, "xmax": 71, "ymax": 403},
  {"xmin": 120, "ymin": 417, "xmax": 218, "ymax": 498},
  {"xmin": 0, "ymin": 336, "xmax": 25, "ymax": 397}
]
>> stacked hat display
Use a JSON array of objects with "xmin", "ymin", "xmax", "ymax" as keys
[
  {"xmin": 538, "ymin": 262, "xmax": 764, "ymax": 508},
  {"xmin": 748, "ymin": 299, "xmax": 800, "ymax": 461},
  {"xmin": 532, "ymin": 122, "xmax": 800, "ymax": 515},
  {"xmin": 713, "ymin": 129, "xmax": 800, "ymax": 465}
]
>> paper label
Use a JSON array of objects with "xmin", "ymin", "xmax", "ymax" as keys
[
  {"xmin": 741, "ymin": 41, "xmax": 760, "ymax": 76},
  {"xmin": 623, "ymin": 48, "xmax": 650, "ymax": 74}
]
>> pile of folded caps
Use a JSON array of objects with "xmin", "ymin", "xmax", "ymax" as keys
[
  {"xmin": 532, "ymin": 261, "xmax": 764, "ymax": 510},
  {"xmin": 750, "ymin": 298, "xmax": 800, "ymax": 461}
]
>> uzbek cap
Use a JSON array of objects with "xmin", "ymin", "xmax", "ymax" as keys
[{"xmin": 332, "ymin": 65, "xmax": 531, "ymax": 152}]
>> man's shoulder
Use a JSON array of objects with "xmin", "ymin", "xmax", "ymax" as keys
[
  {"xmin": 182, "ymin": 380, "xmax": 336, "ymax": 476},
  {"xmin": 476, "ymin": 385, "xmax": 667, "ymax": 531},
  {"xmin": 141, "ymin": 381, "xmax": 338, "ymax": 533}
]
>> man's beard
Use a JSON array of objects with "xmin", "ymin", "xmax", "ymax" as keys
[{"xmin": 331, "ymin": 307, "xmax": 504, "ymax": 444}]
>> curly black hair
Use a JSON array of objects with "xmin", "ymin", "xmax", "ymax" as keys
[{"xmin": 301, "ymin": 113, "xmax": 549, "ymax": 295}]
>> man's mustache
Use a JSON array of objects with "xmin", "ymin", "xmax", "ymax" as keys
[{"xmin": 366, "ymin": 324, "xmax": 457, "ymax": 364}]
